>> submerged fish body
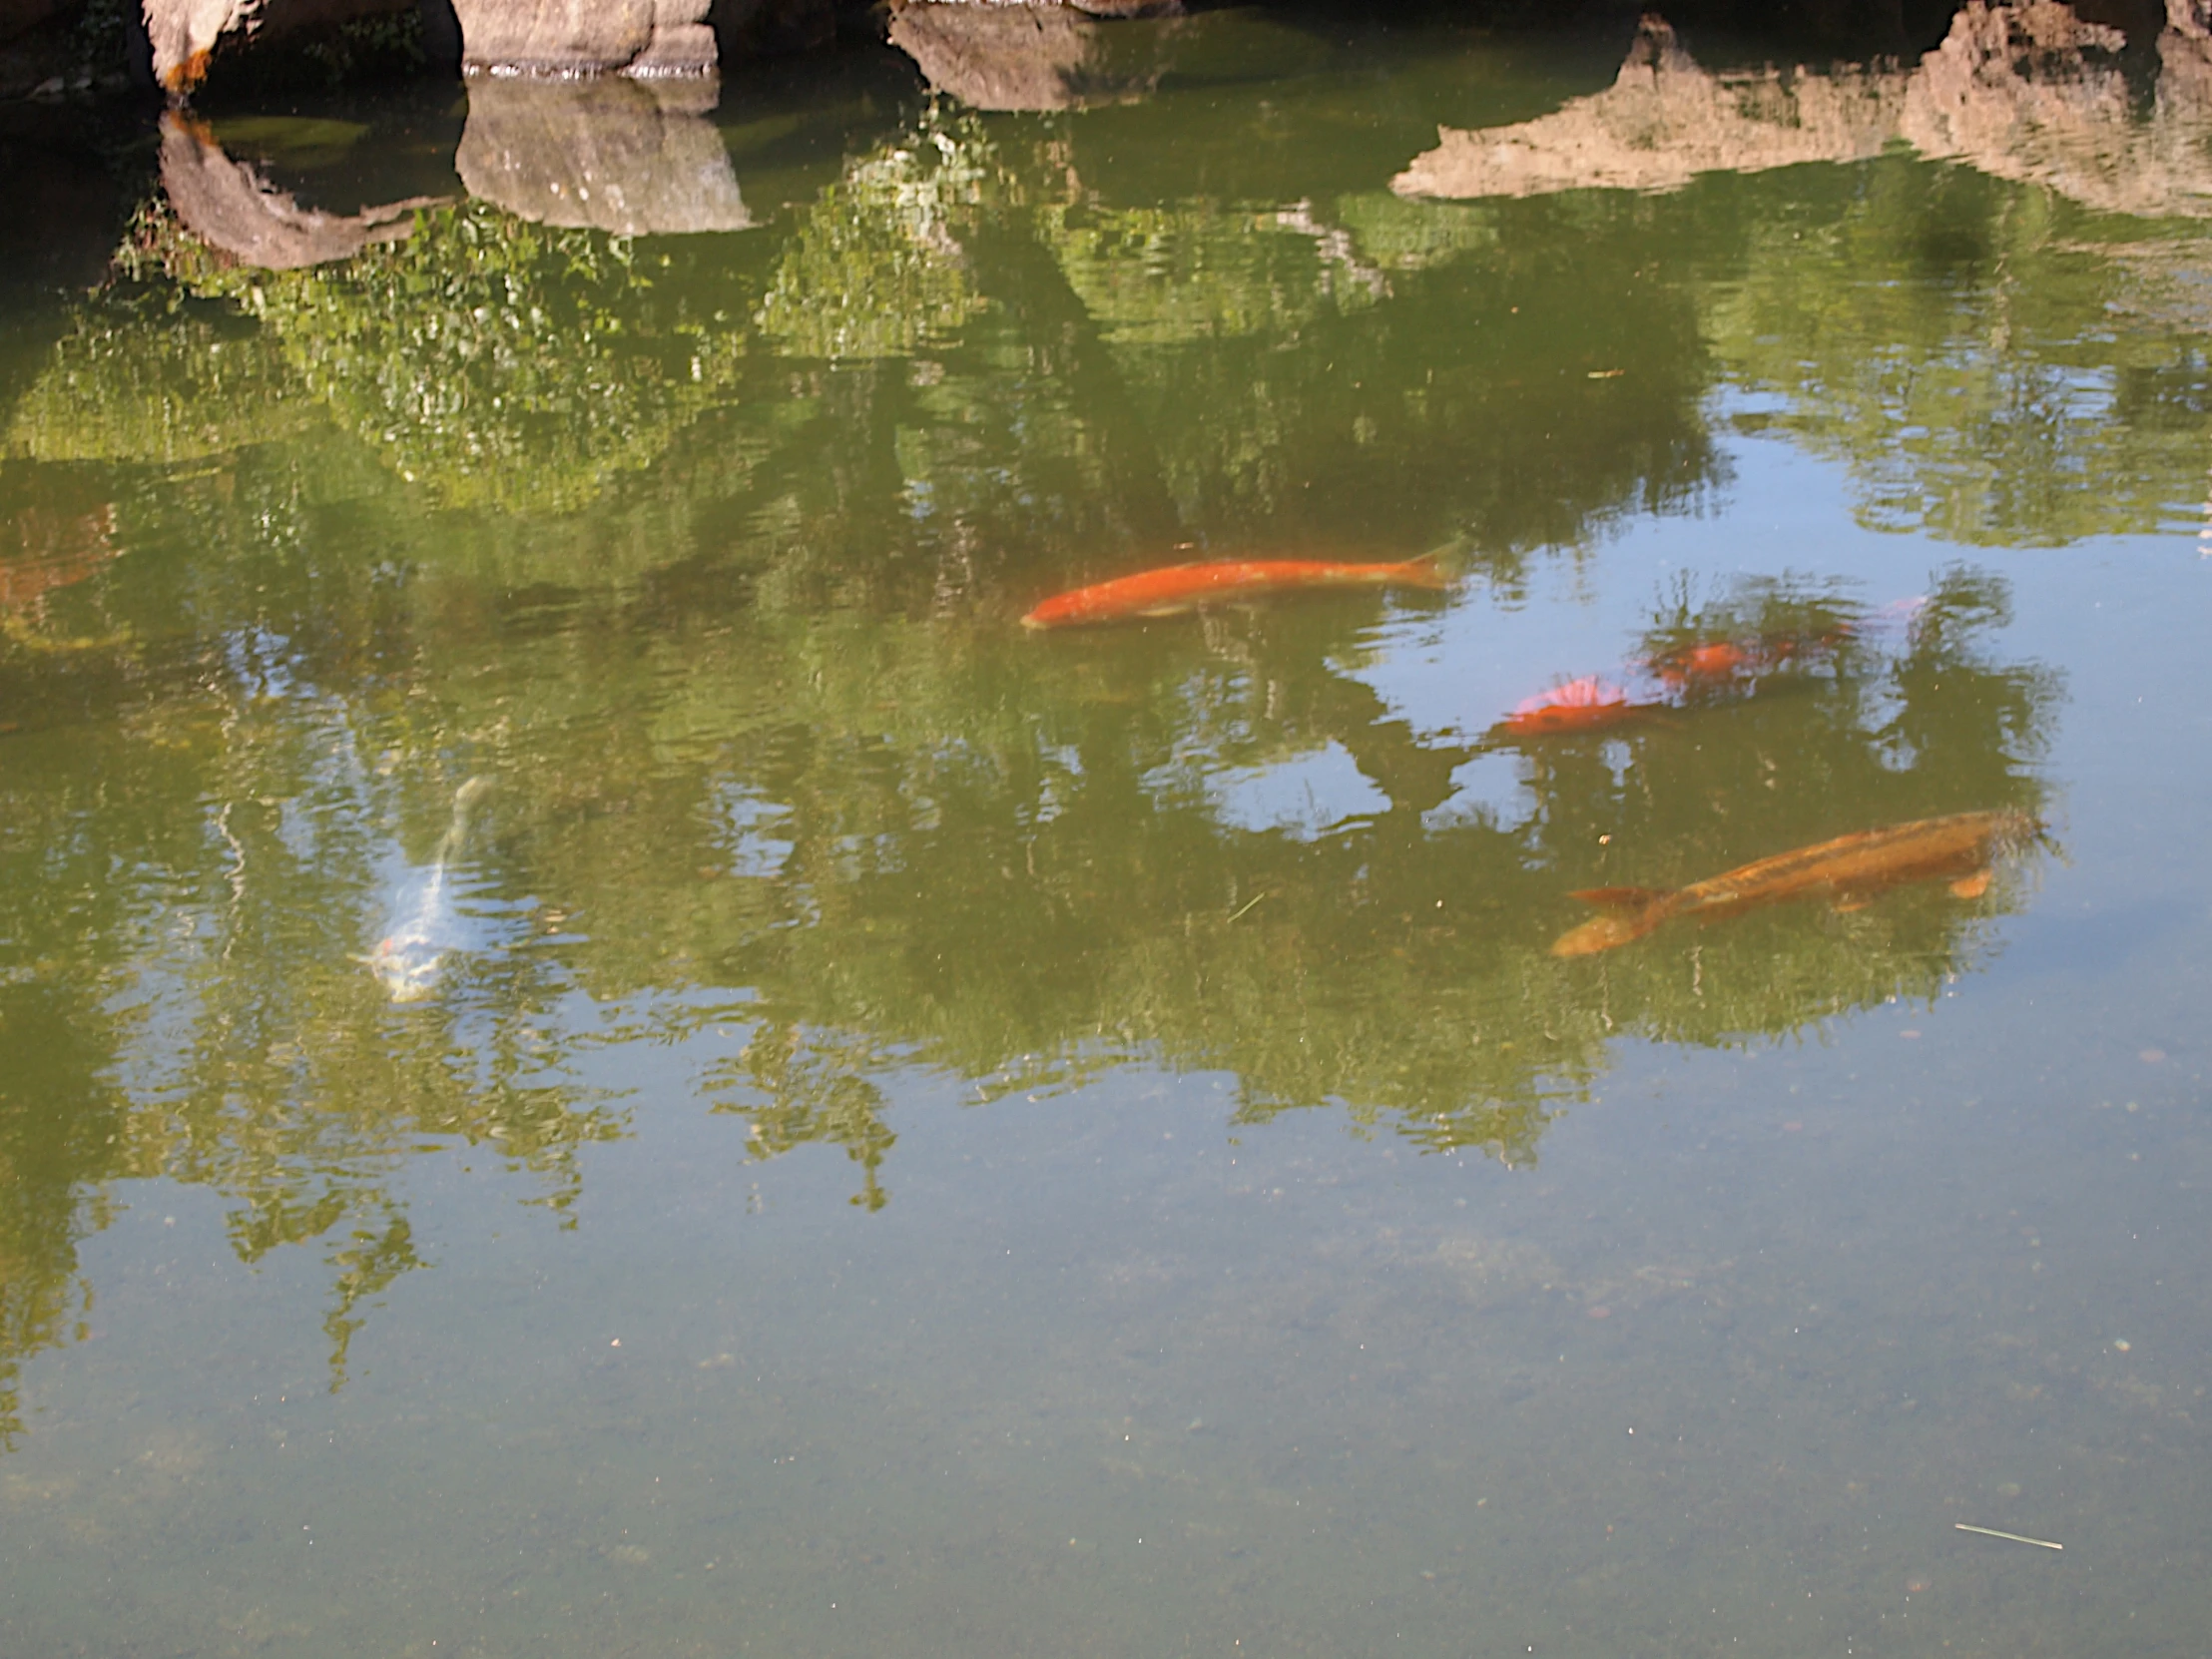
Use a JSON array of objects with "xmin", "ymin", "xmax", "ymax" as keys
[
  {"xmin": 1021, "ymin": 556, "xmax": 1449, "ymax": 630},
  {"xmin": 1492, "ymin": 676, "xmax": 1665, "ymax": 739},
  {"xmin": 366, "ymin": 901, "xmax": 448, "ymax": 1003},
  {"xmin": 365, "ymin": 777, "xmax": 492, "ymax": 1002},
  {"xmin": 1647, "ymin": 626, "xmax": 1849, "ymax": 692},
  {"xmin": 1505, "ymin": 623, "xmax": 1857, "ymax": 740},
  {"xmin": 1550, "ymin": 810, "xmax": 2038, "ymax": 957}
]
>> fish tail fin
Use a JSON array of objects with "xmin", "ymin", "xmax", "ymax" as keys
[
  {"xmin": 1395, "ymin": 533, "xmax": 1473, "ymax": 588},
  {"xmin": 1424, "ymin": 531, "xmax": 1473, "ymax": 562},
  {"xmin": 1568, "ymin": 885, "xmax": 1666, "ymax": 913},
  {"xmin": 1394, "ymin": 550, "xmax": 1457, "ymax": 590}
]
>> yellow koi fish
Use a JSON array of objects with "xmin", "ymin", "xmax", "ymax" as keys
[{"xmin": 1550, "ymin": 810, "xmax": 2038, "ymax": 957}]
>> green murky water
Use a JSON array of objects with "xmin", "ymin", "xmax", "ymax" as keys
[{"xmin": 4, "ymin": 6, "xmax": 2212, "ymax": 1654}]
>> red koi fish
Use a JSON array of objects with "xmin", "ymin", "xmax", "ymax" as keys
[
  {"xmin": 1492, "ymin": 676, "xmax": 1662, "ymax": 738},
  {"xmin": 1648, "ymin": 640, "xmax": 1753, "ymax": 687},
  {"xmin": 1021, "ymin": 555, "xmax": 1448, "ymax": 630},
  {"xmin": 1648, "ymin": 626, "xmax": 1854, "ymax": 690},
  {"xmin": 1550, "ymin": 810, "xmax": 2037, "ymax": 957}
]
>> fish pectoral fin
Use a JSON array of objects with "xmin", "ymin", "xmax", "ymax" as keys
[
  {"xmin": 1830, "ymin": 894, "xmax": 1874, "ymax": 913},
  {"xmin": 1948, "ymin": 868, "xmax": 1993, "ymax": 899},
  {"xmin": 1568, "ymin": 885, "xmax": 1664, "ymax": 914}
]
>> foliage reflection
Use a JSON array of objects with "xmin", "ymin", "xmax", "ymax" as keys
[{"xmin": 0, "ymin": 13, "xmax": 2149, "ymax": 1431}]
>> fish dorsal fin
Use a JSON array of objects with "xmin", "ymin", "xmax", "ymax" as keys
[{"xmin": 1568, "ymin": 885, "xmax": 1664, "ymax": 913}]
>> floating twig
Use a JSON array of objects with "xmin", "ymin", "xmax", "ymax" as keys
[
  {"xmin": 1954, "ymin": 1522, "xmax": 2062, "ymax": 1550},
  {"xmin": 1226, "ymin": 891, "xmax": 1268, "ymax": 924}
]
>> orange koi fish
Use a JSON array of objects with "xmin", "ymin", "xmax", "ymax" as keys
[
  {"xmin": 1021, "ymin": 555, "xmax": 1448, "ymax": 630},
  {"xmin": 1492, "ymin": 676, "xmax": 1663, "ymax": 739},
  {"xmin": 1550, "ymin": 810, "xmax": 2037, "ymax": 957}
]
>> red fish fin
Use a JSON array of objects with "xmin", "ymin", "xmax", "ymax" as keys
[
  {"xmin": 1948, "ymin": 868, "xmax": 1992, "ymax": 899},
  {"xmin": 1568, "ymin": 886, "xmax": 1664, "ymax": 913}
]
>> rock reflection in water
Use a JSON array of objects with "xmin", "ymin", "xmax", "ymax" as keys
[
  {"xmin": 159, "ymin": 110, "xmax": 438, "ymax": 271},
  {"xmin": 1398, "ymin": 0, "xmax": 2212, "ymax": 219},
  {"xmin": 456, "ymin": 75, "xmax": 750, "ymax": 235},
  {"xmin": 155, "ymin": 75, "xmax": 751, "ymax": 266},
  {"xmin": 888, "ymin": 0, "xmax": 1175, "ymax": 112}
]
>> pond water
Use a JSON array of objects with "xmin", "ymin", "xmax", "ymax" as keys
[{"xmin": 4, "ymin": 4, "xmax": 2212, "ymax": 1655}]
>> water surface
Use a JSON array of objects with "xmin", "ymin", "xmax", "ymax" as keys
[{"xmin": 3, "ymin": 6, "xmax": 2211, "ymax": 1655}]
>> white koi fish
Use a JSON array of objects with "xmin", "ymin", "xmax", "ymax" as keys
[{"xmin": 364, "ymin": 777, "xmax": 492, "ymax": 1002}]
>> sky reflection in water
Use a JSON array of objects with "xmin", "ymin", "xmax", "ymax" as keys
[{"xmin": 1, "ymin": 6, "xmax": 2210, "ymax": 1655}]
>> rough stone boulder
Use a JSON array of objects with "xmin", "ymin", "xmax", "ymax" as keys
[
  {"xmin": 456, "ymin": 75, "xmax": 750, "ymax": 233},
  {"xmin": 143, "ymin": 0, "xmax": 417, "ymax": 92},
  {"xmin": 451, "ymin": 0, "xmax": 716, "ymax": 76},
  {"xmin": 0, "ymin": 0, "xmax": 74, "ymax": 100},
  {"xmin": 142, "ymin": 0, "xmax": 744, "ymax": 91},
  {"xmin": 0, "ymin": 0, "xmax": 70, "ymax": 45}
]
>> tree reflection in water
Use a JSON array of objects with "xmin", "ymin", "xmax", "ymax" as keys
[{"xmin": 0, "ymin": 5, "xmax": 2161, "ymax": 1432}]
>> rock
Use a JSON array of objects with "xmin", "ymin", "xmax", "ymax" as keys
[
  {"xmin": 0, "ymin": 103, "xmax": 118, "ymax": 297},
  {"xmin": 0, "ymin": 2, "xmax": 80, "ymax": 103},
  {"xmin": 160, "ymin": 109, "xmax": 440, "ymax": 269},
  {"xmin": 715, "ymin": 0, "xmax": 835, "ymax": 56},
  {"xmin": 455, "ymin": 75, "xmax": 750, "ymax": 233},
  {"xmin": 142, "ymin": 0, "xmax": 418, "ymax": 92},
  {"xmin": 143, "ymin": 0, "xmax": 245, "ymax": 90},
  {"xmin": 142, "ymin": 0, "xmax": 726, "ymax": 90},
  {"xmin": 0, "ymin": 0, "xmax": 69, "ymax": 46},
  {"xmin": 450, "ymin": 0, "xmax": 716, "ymax": 76}
]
